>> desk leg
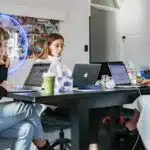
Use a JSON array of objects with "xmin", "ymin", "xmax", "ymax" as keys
[{"xmin": 70, "ymin": 100, "xmax": 89, "ymax": 150}]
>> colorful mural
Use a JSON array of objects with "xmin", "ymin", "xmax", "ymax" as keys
[{"xmin": 0, "ymin": 14, "xmax": 60, "ymax": 59}]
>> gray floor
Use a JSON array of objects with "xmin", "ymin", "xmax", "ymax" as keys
[{"xmin": 0, "ymin": 128, "xmax": 71, "ymax": 150}]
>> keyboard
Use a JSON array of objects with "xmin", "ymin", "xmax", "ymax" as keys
[{"xmin": 8, "ymin": 86, "xmax": 37, "ymax": 93}]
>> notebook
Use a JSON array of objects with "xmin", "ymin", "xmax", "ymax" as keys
[
  {"xmin": 8, "ymin": 63, "xmax": 50, "ymax": 93},
  {"xmin": 72, "ymin": 64, "xmax": 101, "ymax": 89}
]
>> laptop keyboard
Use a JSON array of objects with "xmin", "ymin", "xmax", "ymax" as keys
[{"xmin": 8, "ymin": 86, "xmax": 37, "ymax": 93}]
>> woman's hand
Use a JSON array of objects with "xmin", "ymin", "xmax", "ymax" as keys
[
  {"xmin": 137, "ymin": 78, "xmax": 143, "ymax": 84},
  {"xmin": 0, "ymin": 53, "xmax": 6, "ymax": 65},
  {"xmin": 139, "ymin": 79, "xmax": 150, "ymax": 85},
  {"xmin": 4, "ymin": 53, "xmax": 11, "ymax": 68},
  {"xmin": 0, "ymin": 52, "xmax": 11, "ymax": 67}
]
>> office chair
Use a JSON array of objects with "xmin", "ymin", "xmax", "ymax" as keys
[
  {"xmin": 51, "ymin": 128, "xmax": 71, "ymax": 150},
  {"xmin": 41, "ymin": 107, "xmax": 71, "ymax": 150}
]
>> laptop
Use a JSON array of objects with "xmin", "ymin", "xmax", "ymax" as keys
[
  {"xmin": 8, "ymin": 63, "xmax": 50, "ymax": 93},
  {"xmin": 72, "ymin": 64, "xmax": 101, "ymax": 89},
  {"xmin": 107, "ymin": 62, "xmax": 139, "ymax": 88}
]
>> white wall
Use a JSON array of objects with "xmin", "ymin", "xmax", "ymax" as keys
[
  {"xmin": 0, "ymin": 0, "xmax": 89, "ymax": 73},
  {"xmin": 0, "ymin": 0, "xmax": 71, "ymax": 11},
  {"xmin": 60, "ymin": 0, "xmax": 89, "ymax": 69},
  {"xmin": 1, "ymin": 0, "xmax": 149, "ymax": 76},
  {"xmin": 116, "ymin": 0, "xmax": 149, "ymax": 70},
  {"xmin": 90, "ymin": 0, "xmax": 150, "ymax": 71},
  {"xmin": 0, "ymin": 0, "xmax": 68, "ymax": 20}
]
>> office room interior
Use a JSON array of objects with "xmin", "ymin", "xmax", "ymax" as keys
[{"xmin": 0, "ymin": 0, "xmax": 150, "ymax": 150}]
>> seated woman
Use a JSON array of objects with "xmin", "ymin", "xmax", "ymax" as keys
[
  {"xmin": 36, "ymin": 33, "xmax": 101, "ymax": 149},
  {"xmin": 123, "ymin": 79, "xmax": 150, "ymax": 149},
  {"xmin": 0, "ymin": 27, "xmax": 53, "ymax": 150},
  {"xmin": 35, "ymin": 33, "xmax": 71, "ymax": 113}
]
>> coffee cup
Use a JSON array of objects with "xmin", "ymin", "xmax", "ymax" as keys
[{"xmin": 43, "ymin": 72, "xmax": 56, "ymax": 95}]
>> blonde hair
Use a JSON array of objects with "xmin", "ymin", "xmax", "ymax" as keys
[
  {"xmin": 0, "ymin": 28, "xmax": 9, "ymax": 46},
  {"xmin": 36, "ymin": 33, "xmax": 64, "ymax": 59}
]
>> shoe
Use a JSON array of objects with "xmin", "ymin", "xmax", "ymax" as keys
[{"xmin": 38, "ymin": 140, "xmax": 54, "ymax": 150}]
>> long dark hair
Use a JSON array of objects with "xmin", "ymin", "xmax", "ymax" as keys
[{"xmin": 36, "ymin": 33, "xmax": 64, "ymax": 59}]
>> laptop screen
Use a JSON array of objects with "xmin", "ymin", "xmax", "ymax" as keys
[
  {"xmin": 25, "ymin": 63, "xmax": 50, "ymax": 86},
  {"xmin": 108, "ymin": 63, "xmax": 131, "ymax": 85}
]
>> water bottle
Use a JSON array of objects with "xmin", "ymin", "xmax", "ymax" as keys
[
  {"xmin": 127, "ymin": 61, "xmax": 137, "ymax": 84},
  {"xmin": 56, "ymin": 58, "xmax": 73, "ymax": 92}
]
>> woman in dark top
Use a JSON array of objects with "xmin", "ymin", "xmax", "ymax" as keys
[{"xmin": 0, "ymin": 27, "xmax": 53, "ymax": 150}]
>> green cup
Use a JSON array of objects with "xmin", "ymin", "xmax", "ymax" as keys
[{"xmin": 43, "ymin": 72, "xmax": 56, "ymax": 95}]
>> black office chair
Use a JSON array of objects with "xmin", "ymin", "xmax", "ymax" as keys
[{"xmin": 41, "ymin": 107, "xmax": 71, "ymax": 150}]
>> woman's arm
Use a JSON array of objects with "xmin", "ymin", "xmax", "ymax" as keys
[{"xmin": 0, "ymin": 81, "xmax": 8, "ymax": 99}]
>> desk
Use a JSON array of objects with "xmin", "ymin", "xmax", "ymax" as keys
[{"xmin": 6, "ymin": 87, "xmax": 150, "ymax": 150}]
